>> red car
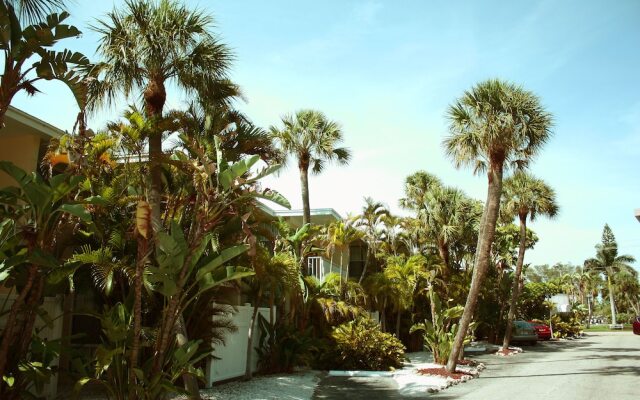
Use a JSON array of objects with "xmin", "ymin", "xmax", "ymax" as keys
[
  {"xmin": 528, "ymin": 320, "xmax": 552, "ymax": 340},
  {"xmin": 633, "ymin": 316, "xmax": 640, "ymax": 335}
]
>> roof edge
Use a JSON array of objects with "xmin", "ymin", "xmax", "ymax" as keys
[
  {"xmin": 258, "ymin": 202, "xmax": 343, "ymax": 220},
  {"xmin": 6, "ymin": 106, "xmax": 65, "ymax": 139}
]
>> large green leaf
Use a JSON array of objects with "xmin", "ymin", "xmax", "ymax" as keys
[
  {"xmin": 197, "ymin": 270, "xmax": 255, "ymax": 294},
  {"xmin": 0, "ymin": 218, "xmax": 14, "ymax": 248},
  {"xmin": 245, "ymin": 163, "xmax": 282, "ymax": 184},
  {"xmin": 252, "ymin": 188, "xmax": 290, "ymax": 209},
  {"xmin": 195, "ymin": 244, "xmax": 249, "ymax": 281},
  {"xmin": 47, "ymin": 263, "xmax": 80, "ymax": 285},
  {"xmin": 218, "ymin": 155, "xmax": 260, "ymax": 190},
  {"xmin": 59, "ymin": 204, "xmax": 91, "ymax": 222}
]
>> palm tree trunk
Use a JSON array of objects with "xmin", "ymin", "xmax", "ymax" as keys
[
  {"xmin": 381, "ymin": 296, "xmax": 387, "ymax": 332},
  {"xmin": 607, "ymin": 273, "xmax": 617, "ymax": 325},
  {"xmin": 446, "ymin": 162, "xmax": 503, "ymax": 372},
  {"xmin": 144, "ymin": 78, "xmax": 167, "ymax": 226},
  {"xmin": 395, "ymin": 309, "xmax": 402, "ymax": 338},
  {"xmin": 129, "ymin": 236, "xmax": 147, "ymax": 397},
  {"xmin": 502, "ymin": 214, "xmax": 528, "ymax": 350},
  {"xmin": 358, "ymin": 249, "xmax": 371, "ymax": 284},
  {"xmin": 438, "ymin": 242, "xmax": 450, "ymax": 273},
  {"xmin": 299, "ymin": 163, "xmax": 311, "ymax": 226}
]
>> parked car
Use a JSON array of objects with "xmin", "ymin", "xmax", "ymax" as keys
[
  {"xmin": 528, "ymin": 320, "xmax": 552, "ymax": 340},
  {"xmin": 633, "ymin": 316, "xmax": 640, "ymax": 335},
  {"xmin": 511, "ymin": 320, "xmax": 538, "ymax": 345}
]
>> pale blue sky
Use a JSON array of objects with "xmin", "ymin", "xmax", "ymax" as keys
[{"xmin": 10, "ymin": 0, "xmax": 640, "ymax": 268}]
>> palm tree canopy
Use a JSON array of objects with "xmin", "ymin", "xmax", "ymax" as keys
[
  {"xmin": 443, "ymin": 79, "xmax": 553, "ymax": 174},
  {"xmin": 501, "ymin": 171, "xmax": 559, "ymax": 222},
  {"xmin": 90, "ymin": 0, "xmax": 233, "ymax": 113},
  {"xmin": 399, "ymin": 170, "xmax": 442, "ymax": 211},
  {"xmin": 4, "ymin": 0, "xmax": 65, "ymax": 23},
  {"xmin": 269, "ymin": 109, "xmax": 350, "ymax": 173},
  {"xmin": 356, "ymin": 197, "xmax": 389, "ymax": 243}
]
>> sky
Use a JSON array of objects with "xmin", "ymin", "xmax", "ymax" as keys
[{"xmin": 10, "ymin": 0, "xmax": 640, "ymax": 268}]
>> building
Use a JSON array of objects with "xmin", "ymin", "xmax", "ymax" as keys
[
  {"xmin": 0, "ymin": 106, "xmax": 63, "ymax": 187},
  {"xmin": 258, "ymin": 203, "xmax": 349, "ymax": 281}
]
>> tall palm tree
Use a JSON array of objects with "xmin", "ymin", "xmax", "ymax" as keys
[
  {"xmin": 443, "ymin": 79, "xmax": 553, "ymax": 372},
  {"xmin": 270, "ymin": 109, "xmax": 350, "ymax": 225},
  {"xmin": 355, "ymin": 197, "xmax": 389, "ymax": 283},
  {"xmin": 585, "ymin": 224, "xmax": 635, "ymax": 325},
  {"xmin": 500, "ymin": 171, "xmax": 558, "ymax": 350},
  {"xmin": 91, "ymin": 0, "xmax": 233, "ymax": 224},
  {"xmin": 92, "ymin": 2, "xmax": 232, "ymax": 395}
]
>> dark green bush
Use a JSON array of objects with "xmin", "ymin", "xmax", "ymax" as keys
[
  {"xmin": 327, "ymin": 317, "xmax": 405, "ymax": 371},
  {"xmin": 255, "ymin": 315, "xmax": 318, "ymax": 373}
]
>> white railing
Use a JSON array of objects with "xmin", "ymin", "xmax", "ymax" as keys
[{"xmin": 307, "ymin": 256, "xmax": 324, "ymax": 281}]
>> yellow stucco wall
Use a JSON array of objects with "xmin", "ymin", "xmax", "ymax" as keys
[{"xmin": 0, "ymin": 132, "xmax": 41, "ymax": 188}]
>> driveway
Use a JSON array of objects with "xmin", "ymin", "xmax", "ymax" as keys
[{"xmin": 313, "ymin": 332, "xmax": 640, "ymax": 399}]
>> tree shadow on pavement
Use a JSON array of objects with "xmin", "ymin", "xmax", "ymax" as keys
[{"xmin": 313, "ymin": 376, "xmax": 408, "ymax": 400}]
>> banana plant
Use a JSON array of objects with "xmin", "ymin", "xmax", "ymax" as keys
[
  {"xmin": 0, "ymin": 161, "xmax": 103, "ymax": 397},
  {"xmin": 0, "ymin": 2, "xmax": 90, "ymax": 127}
]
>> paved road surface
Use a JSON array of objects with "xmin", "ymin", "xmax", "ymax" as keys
[{"xmin": 314, "ymin": 332, "xmax": 639, "ymax": 399}]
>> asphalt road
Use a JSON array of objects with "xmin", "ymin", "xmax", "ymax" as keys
[
  {"xmin": 432, "ymin": 332, "xmax": 639, "ymax": 400},
  {"xmin": 314, "ymin": 332, "xmax": 640, "ymax": 399}
]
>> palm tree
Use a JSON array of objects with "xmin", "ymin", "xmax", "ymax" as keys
[
  {"xmin": 585, "ymin": 224, "xmax": 635, "ymax": 326},
  {"xmin": 270, "ymin": 109, "xmax": 350, "ymax": 225},
  {"xmin": 92, "ymin": 2, "xmax": 232, "ymax": 394},
  {"xmin": 325, "ymin": 218, "xmax": 362, "ymax": 283},
  {"xmin": 355, "ymin": 197, "xmax": 389, "ymax": 283},
  {"xmin": 91, "ymin": 0, "xmax": 233, "ymax": 224},
  {"xmin": 385, "ymin": 255, "xmax": 425, "ymax": 337},
  {"xmin": 500, "ymin": 171, "xmax": 558, "ymax": 350},
  {"xmin": 443, "ymin": 79, "xmax": 553, "ymax": 372},
  {"xmin": 422, "ymin": 185, "xmax": 474, "ymax": 272},
  {"xmin": 399, "ymin": 170, "xmax": 442, "ymax": 211}
]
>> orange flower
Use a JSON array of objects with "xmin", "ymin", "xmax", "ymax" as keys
[{"xmin": 48, "ymin": 153, "xmax": 70, "ymax": 167}]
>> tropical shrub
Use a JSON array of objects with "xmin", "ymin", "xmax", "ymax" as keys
[
  {"xmin": 410, "ymin": 291, "xmax": 475, "ymax": 364},
  {"xmin": 327, "ymin": 317, "xmax": 405, "ymax": 371},
  {"xmin": 255, "ymin": 315, "xmax": 317, "ymax": 374}
]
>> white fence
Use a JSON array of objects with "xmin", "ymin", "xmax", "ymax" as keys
[{"xmin": 205, "ymin": 304, "xmax": 274, "ymax": 386}]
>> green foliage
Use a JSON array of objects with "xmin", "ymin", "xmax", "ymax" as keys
[
  {"xmin": 410, "ymin": 291, "xmax": 475, "ymax": 364},
  {"xmin": 328, "ymin": 317, "xmax": 405, "ymax": 371},
  {"xmin": 518, "ymin": 281, "xmax": 558, "ymax": 320},
  {"xmin": 255, "ymin": 314, "xmax": 317, "ymax": 374},
  {"xmin": 0, "ymin": 3, "xmax": 90, "ymax": 116},
  {"xmin": 74, "ymin": 303, "xmax": 209, "ymax": 400}
]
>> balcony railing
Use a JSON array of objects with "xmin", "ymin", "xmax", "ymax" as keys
[{"xmin": 307, "ymin": 256, "xmax": 324, "ymax": 281}]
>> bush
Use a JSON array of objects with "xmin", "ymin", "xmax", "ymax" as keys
[
  {"xmin": 410, "ymin": 291, "xmax": 475, "ymax": 364},
  {"xmin": 255, "ymin": 315, "xmax": 318, "ymax": 373},
  {"xmin": 327, "ymin": 317, "xmax": 405, "ymax": 371}
]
